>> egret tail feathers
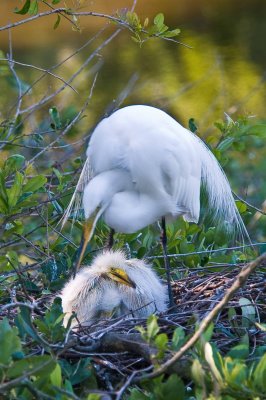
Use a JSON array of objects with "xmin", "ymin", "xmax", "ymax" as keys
[{"xmin": 194, "ymin": 134, "xmax": 250, "ymax": 243}]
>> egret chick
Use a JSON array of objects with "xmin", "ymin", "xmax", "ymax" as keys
[{"xmin": 61, "ymin": 250, "xmax": 167, "ymax": 327}]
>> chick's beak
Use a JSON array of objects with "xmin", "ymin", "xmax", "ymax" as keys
[{"xmin": 106, "ymin": 267, "xmax": 136, "ymax": 288}]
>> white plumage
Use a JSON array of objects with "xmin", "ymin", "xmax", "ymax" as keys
[
  {"xmin": 61, "ymin": 250, "xmax": 167, "ymax": 327},
  {"xmin": 63, "ymin": 105, "xmax": 247, "ymax": 239}
]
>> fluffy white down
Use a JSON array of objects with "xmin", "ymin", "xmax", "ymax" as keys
[{"xmin": 61, "ymin": 251, "xmax": 167, "ymax": 327}]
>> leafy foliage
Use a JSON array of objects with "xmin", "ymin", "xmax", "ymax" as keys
[{"xmin": 119, "ymin": 11, "xmax": 181, "ymax": 45}]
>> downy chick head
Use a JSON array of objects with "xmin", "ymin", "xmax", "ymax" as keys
[{"xmin": 61, "ymin": 250, "xmax": 167, "ymax": 328}]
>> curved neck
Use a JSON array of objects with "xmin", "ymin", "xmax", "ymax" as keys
[{"xmin": 83, "ymin": 169, "xmax": 133, "ymax": 220}]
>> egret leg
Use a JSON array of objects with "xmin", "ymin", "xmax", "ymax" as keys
[
  {"xmin": 107, "ymin": 228, "xmax": 115, "ymax": 249},
  {"xmin": 161, "ymin": 217, "xmax": 174, "ymax": 307}
]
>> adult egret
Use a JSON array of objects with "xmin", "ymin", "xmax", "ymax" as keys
[
  {"xmin": 61, "ymin": 250, "xmax": 167, "ymax": 327},
  {"xmin": 63, "ymin": 105, "xmax": 248, "ymax": 304}
]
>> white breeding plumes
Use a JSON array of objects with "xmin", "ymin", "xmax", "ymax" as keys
[
  {"xmin": 62, "ymin": 105, "xmax": 249, "ymax": 275},
  {"xmin": 61, "ymin": 250, "xmax": 167, "ymax": 327}
]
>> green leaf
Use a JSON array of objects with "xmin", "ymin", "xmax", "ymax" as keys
[
  {"xmin": 50, "ymin": 363, "xmax": 62, "ymax": 387},
  {"xmin": 236, "ymin": 201, "xmax": 247, "ymax": 214},
  {"xmin": 154, "ymin": 13, "xmax": 164, "ymax": 28},
  {"xmin": 128, "ymin": 389, "xmax": 149, "ymax": 400},
  {"xmin": 7, "ymin": 355, "xmax": 56, "ymax": 378},
  {"xmin": 217, "ymin": 136, "xmax": 235, "ymax": 151},
  {"xmin": 191, "ymin": 358, "xmax": 206, "ymax": 387},
  {"xmin": 226, "ymin": 360, "xmax": 247, "ymax": 386},
  {"xmin": 201, "ymin": 322, "xmax": 214, "ymax": 343},
  {"xmin": 204, "ymin": 343, "xmax": 223, "ymax": 384},
  {"xmin": 227, "ymin": 343, "xmax": 249, "ymax": 360},
  {"xmin": 255, "ymin": 322, "xmax": 266, "ymax": 331},
  {"xmin": 28, "ymin": 0, "xmax": 38, "ymax": 15},
  {"xmin": 44, "ymin": 298, "xmax": 63, "ymax": 326},
  {"xmin": 0, "ymin": 172, "xmax": 9, "ymax": 213},
  {"xmin": 154, "ymin": 374, "xmax": 185, "ymax": 400},
  {"xmin": 0, "ymin": 317, "xmax": 22, "ymax": 365},
  {"xmin": 49, "ymin": 106, "xmax": 62, "ymax": 129},
  {"xmin": 154, "ymin": 333, "xmax": 168, "ymax": 359},
  {"xmin": 189, "ymin": 118, "xmax": 198, "ymax": 133},
  {"xmin": 7, "ymin": 171, "xmax": 24, "ymax": 208},
  {"xmin": 171, "ymin": 327, "xmax": 185, "ymax": 351},
  {"xmin": 253, "ymin": 353, "xmax": 266, "ymax": 391},
  {"xmin": 52, "ymin": 0, "xmax": 62, "ymax": 3},
  {"xmin": 54, "ymin": 14, "xmax": 61, "ymax": 29},
  {"xmin": 6, "ymin": 250, "xmax": 19, "ymax": 269},
  {"xmin": 13, "ymin": 115, "xmax": 24, "ymax": 135},
  {"xmin": 14, "ymin": 0, "xmax": 31, "ymax": 15},
  {"xmin": 157, "ymin": 25, "xmax": 168, "ymax": 35},
  {"xmin": 239, "ymin": 297, "xmax": 256, "ymax": 327},
  {"xmin": 34, "ymin": 298, "xmax": 65, "ymax": 342},
  {"xmin": 23, "ymin": 175, "xmax": 47, "ymax": 193},
  {"xmin": 0, "ymin": 196, "xmax": 8, "ymax": 213},
  {"xmin": 146, "ymin": 314, "xmax": 160, "ymax": 342},
  {"xmin": 34, "ymin": 319, "xmax": 50, "ymax": 336},
  {"xmin": 87, "ymin": 395, "xmax": 102, "ymax": 400},
  {"xmin": 245, "ymin": 124, "xmax": 266, "ymax": 137},
  {"xmin": 163, "ymin": 28, "xmax": 181, "ymax": 38},
  {"xmin": 126, "ymin": 12, "xmax": 141, "ymax": 30},
  {"xmin": 66, "ymin": 358, "xmax": 93, "ymax": 385},
  {"xmin": 16, "ymin": 306, "xmax": 47, "ymax": 346},
  {"xmin": 4, "ymin": 154, "xmax": 25, "ymax": 176}
]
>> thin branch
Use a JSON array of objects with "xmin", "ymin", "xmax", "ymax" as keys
[
  {"xmin": 146, "ymin": 242, "xmax": 266, "ymax": 260},
  {"xmin": 0, "ymin": 301, "xmax": 38, "ymax": 313},
  {"xmin": 6, "ymin": 26, "xmax": 107, "ymax": 118},
  {"xmin": 3, "ymin": 30, "xmax": 23, "ymax": 146},
  {"xmin": 20, "ymin": 29, "xmax": 120, "ymax": 115},
  {"xmin": 53, "ymin": 387, "xmax": 81, "ymax": 400},
  {"xmin": 24, "ymin": 380, "xmax": 55, "ymax": 400},
  {"xmin": 103, "ymin": 72, "xmax": 139, "ymax": 117},
  {"xmin": 27, "ymin": 72, "xmax": 99, "ymax": 164},
  {"xmin": 0, "ymin": 9, "xmax": 68, "ymax": 32},
  {"xmin": 116, "ymin": 377, "xmax": 137, "ymax": 399},
  {"xmin": 0, "ymin": 357, "xmax": 54, "ymax": 393},
  {"xmin": 0, "ymin": 58, "xmax": 78, "ymax": 93},
  {"xmin": 0, "ymin": 8, "xmax": 129, "ymax": 34},
  {"xmin": 15, "ymin": 233, "xmax": 49, "ymax": 257},
  {"xmin": 135, "ymin": 252, "xmax": 266, "ymax": 381},
  {"xmin": 233, "ymin": 192, "xmax": 266, "ymax": 216}
]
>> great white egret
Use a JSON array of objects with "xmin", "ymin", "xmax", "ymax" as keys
[
  {"xmin": 63, "ymin": 105, "xmax": 248, "ymax": 304},
  {"xmin": 61, "ymin": 250, "xmax": 167, "ymax": 327}
]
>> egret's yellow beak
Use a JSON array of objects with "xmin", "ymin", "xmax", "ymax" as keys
[
  {"xmin": 105, "ymin": 267, "xmax": 136, "ymax": 288},
  {"xmin": 73, "ymin": 208, "xmax": 100, "ymax": 276}
]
